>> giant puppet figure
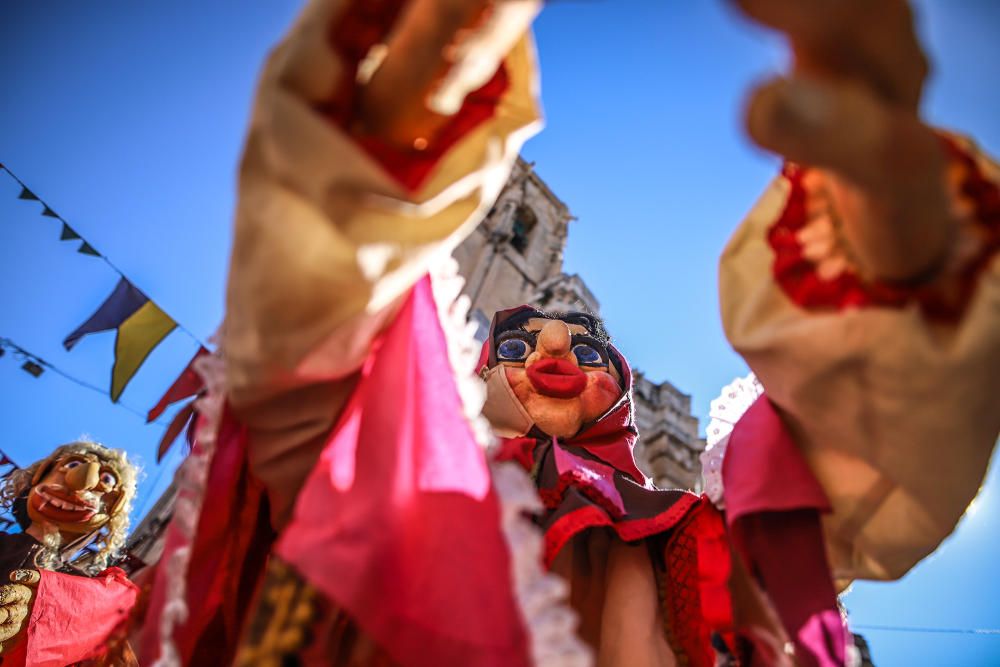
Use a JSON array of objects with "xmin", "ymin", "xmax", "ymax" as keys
[
  {"xmin": 0, "ymin": 441, "xmax": 140, "ymax": 666},
  {"xmin": 139, "ymin": 1, "xmax": 999, "ymax": 666}
]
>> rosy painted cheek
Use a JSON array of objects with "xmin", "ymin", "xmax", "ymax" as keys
[{"xmin": 581, "ymin": 372, "xmax": 621, "ymax": 419}]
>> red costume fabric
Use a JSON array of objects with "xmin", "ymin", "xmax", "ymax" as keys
[
  {"xmin": 3, "ymin": 567, "xmax": 138, "ymax": 667},
  {"xmin": 723, "ymin": 396, "xmax": 845, "ymax": 667},
  {"xmin": 275, "ymin": 277, "xmax": 529, "ymax": 667}
]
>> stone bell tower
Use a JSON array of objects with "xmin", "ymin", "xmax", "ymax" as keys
[{"xmin": 454, "ymin": 158, "xmax": 705, "ymax": 490}]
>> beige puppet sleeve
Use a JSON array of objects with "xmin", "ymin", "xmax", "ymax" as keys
[
  {"xmin": 720, "ymin": 135, "xmax": 1000, "ymax": 585},
  {"xmin": 222, "ymin": 0, "xmax": 542, "ymax": 526}
]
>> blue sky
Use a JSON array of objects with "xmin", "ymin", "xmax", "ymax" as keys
[{"xmin": 0, "ymin": 2, "xmax": 997, "ymax": 664}]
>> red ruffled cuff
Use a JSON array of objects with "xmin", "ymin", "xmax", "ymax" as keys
[
  {"xmin": 768, "ymin": 135, "xmax": 1000, "ymax": 321},
  {"xmin": 321, "ymin": 1, "xmax": 510, "ymax": 192}
]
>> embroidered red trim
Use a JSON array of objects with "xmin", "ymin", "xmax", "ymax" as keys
[
  {"xmin": 768, "ymin": 136, "xmax": 1000, "ymax": 321},
  {"xmin": 541, "ymin": 494, "xmax": 701, "ymax": 567},
  {"xmin": 322, "ymin": 1, "xmax": 510, "ymax": 193}
]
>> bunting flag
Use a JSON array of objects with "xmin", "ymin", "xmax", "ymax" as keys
[
  {"xmin": 148, "ymin": 347, "xmax": 208, "ymax": 461},
  {"xmin": 64, "ymin": 278, "xmax": 177, "ymax": 402},
  {"xmin": 147, "ymin": 347, "xmax": 208, "ymax": 423},
  {"xmin": 6, "ymin": 167, "xmax": 103, "ymax": 257},
  {"xmin": 59, "ymin": 223, "xmax": 81, "ymax": 241}
]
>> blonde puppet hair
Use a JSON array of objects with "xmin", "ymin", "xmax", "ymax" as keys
[{"xmin": 0, "ymin": 440, "xmax": 138, "ymax": 574}]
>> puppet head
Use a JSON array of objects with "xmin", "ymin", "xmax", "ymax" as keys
[
  {"xmin": 480, "ymin": 307, "xmax": 626, "ymax": 440},
  {"xmin": 0, "ymin": 441, "xmax": 137, "ymax": 571}
]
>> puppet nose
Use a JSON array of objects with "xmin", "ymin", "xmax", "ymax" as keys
[
  {"xmin": 65, "ymin": 462, "xmax": 100, "ymax": 491},
  {"xmin": 537, "ymin": 320, "xmax": 572, "ymax": 358}
]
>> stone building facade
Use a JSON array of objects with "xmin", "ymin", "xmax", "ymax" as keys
[{"xmin": 455, "ymin": 159, "xmax": 704, "ymax": 490}]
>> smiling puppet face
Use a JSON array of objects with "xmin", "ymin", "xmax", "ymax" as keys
[
  {"xmin": 483, "ymin": 310, "xmax": 623, "ymax": 440},
  {"xmin": 26, "ymin": 449, "xmax": 127, "ymax": 536}
]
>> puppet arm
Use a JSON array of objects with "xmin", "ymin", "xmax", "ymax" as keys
[
  {"xmin": 719, "ymin": 135, "xmax": 999, "ymax": 585},
  {"xmin": 223, "ymin": 0, "xmax": 542, "ymax": 525}
]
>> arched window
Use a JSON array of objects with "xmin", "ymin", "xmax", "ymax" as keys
[{"xmin": 510, "ymin": 206, "xmax": 537, "ymax": 255}]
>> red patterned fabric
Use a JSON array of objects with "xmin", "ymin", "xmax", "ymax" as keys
[
  {"xmin": 662, "ymin": 501, "xmax": 734, "ymax": 667},
  {"xmin": 323, "ymin": 0, "xmax": 509, "ymax": 193},
  {"xmin": 768, "ymin": 135, "xmax": 1000, "ymax": 321}
]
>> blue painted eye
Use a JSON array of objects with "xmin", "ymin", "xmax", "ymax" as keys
[
  {"xmin": 498, "ymin": 339, "xmax": 529, "ymax": 361},
  {"xmin": 573, "ymin": 344, "xmax": 602, "ymax": 365},
  {"xmin": 64, "ymin": 460, "xmax": 83, "ymax": 469}
]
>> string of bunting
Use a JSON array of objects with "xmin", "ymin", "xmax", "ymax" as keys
[{"xmin": 1, "ymin": 164, "xmax": 212, "ymax": 457}]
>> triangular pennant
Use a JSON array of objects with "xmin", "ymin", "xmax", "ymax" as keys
[
  {"xmin": 17, "ymin": 187, "xmax": 38, "ymax": 201},
  {"xmin": 148, "ymin": 347, "xmax": 209, "ymax": 422},
  {"xmin": 41, "ymin": 206, "xmax": 59, "ymax": 218},
  {"xmin": 157, "ymin": 400, "xmax": 196, "ymax": 462},
  {"xmin": 0, "ymin": 452, "xmax": 16, "ymax": 468},
  {"xmin": 77, "ymin": 242, "xmax": 101, "ymax": 256},
  {"xmin": 60, "ymin": 223, "xmax": 81, "ymax": 241},
  {"xmin": 111, "ymin": 301, "xmax": 177, "ymax": 402},
  {"xmin": 64, "ymin": 278, "xmax": 149, "ymax": 350}
]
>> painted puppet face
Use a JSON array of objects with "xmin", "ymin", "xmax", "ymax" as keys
[
  {"xmin": 494, "ymin": 316, "xmax": 621, "ymax": 439},
  {"xmin": 26, "ymin": 451, "xmax": 125, "ymax": 535}
]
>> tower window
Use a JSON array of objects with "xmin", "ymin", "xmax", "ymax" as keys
[{"xmin": 511, "ymin": 206, "xmax": 537, "ymax": 255}]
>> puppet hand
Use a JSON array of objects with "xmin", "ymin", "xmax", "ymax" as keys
[
  {"xmin": 736, "ymin": 0, "xmax": 956, "ymax": 283},
  {"xmin": 358, "ymin": 0, "xmax": 540, "ymax": 146},
  {"xmin": 0, "ymin": 570, "xmax": 39, "ymax": 653}
]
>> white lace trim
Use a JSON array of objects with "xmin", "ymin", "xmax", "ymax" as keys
[
  {"xmin": 430, "ymin": 256, "xmax": 591, "ymax": 667},
  {"xmin": 700, "ymin": 372, "xmax": 763, "ymax": 509},
  {"xmin": 151, "ymin": 350, "xmax": 226, "ymax": 667}
]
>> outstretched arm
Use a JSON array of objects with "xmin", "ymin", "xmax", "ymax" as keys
[
  {"xmin": 721, "ymin": 0, "xmax": 1000, "ymax": 583},
  {"xmin": 222, "ymin": 0, "xmax": 542, "ymax": 525}
]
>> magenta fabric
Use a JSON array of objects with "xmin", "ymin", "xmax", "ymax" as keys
[
  {"xmin": 723, "ymin": 396, "xmax": 845, "ymax": 667},
  {"xmin": 722, "ymin": 396, "xmax": 830, "ymax": 521},
  {"xmin": 276, "ymin": 276, "xmax": 530, "ymax": 667},
  {"xmin": 20, "ymin": 567, "xmax": 138, "ymax": 667},
  {"xmin": 552, "ymin": 440, "xmax": 626, "ymax": 518}
]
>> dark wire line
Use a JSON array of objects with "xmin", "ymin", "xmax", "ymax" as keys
[
  {"xmin": 0, "ymin": 336, "xmax": 170, "ymax": 427},
  {"xmin": 0, "ymin": 164, "xmax": 211, "ymax": 349},
  {"xmin": 854, "ymin": 624, "xmax": 1000, "ymax": 636}
]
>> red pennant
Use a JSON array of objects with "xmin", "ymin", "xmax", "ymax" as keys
[
  {"xmin": 157, "ymin": 400, "xmax": 197, "ymax": 462},
  {"xmin": 147, "ymin": 347, "xmax": 208, "ymax": 423}
]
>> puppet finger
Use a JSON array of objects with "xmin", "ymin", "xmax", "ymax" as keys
[
  {"xmin": 8, "ymin": 570, "xmax": 39, "ymax": 587},
  {"xmin": 746, "ymin": 76, "xmax": 955, "ymax": 282},
  {"xmin": 745, "ymin": 76, "xmax": 941, "ymax": 192},
  {"xmin": 732, "ymin": 0, "xmax": 927, "ymax": 109}
]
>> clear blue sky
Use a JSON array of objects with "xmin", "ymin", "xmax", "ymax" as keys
[{"xmin": 0, "ymin": 2, "xmax": 997, "ymax": 665}]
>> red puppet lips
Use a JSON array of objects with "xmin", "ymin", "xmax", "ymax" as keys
[{"xmin": 527, "ymin": 358, "xmax": 588, "ymax": 398}]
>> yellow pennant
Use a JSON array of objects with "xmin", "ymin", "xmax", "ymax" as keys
[{"xmin": 112, "ymin": 301, "xmax": 176, "ymax": 401}]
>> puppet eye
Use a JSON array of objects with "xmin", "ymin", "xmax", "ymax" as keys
[
  {"xmin": 63, "ymin": 460, "xmax": 83, "ymax": 470},
  {"xmin": 498, "ymin": 338, "xmax": 530, "ymax": 361},
  {"xmin": 573, "ymin": 343, "xmax": 602, "ymax": 366},
  {"xmin": 100, "ymin": 472, "xmax": 118, "ymax": 488}
]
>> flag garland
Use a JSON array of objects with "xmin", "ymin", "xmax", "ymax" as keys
[
  {"xmin": 64, "ymin": 278, "xmax": 178, "ymax": 401},
  {"xmin": 3, "ymin": 163, "xmax": 206, "ymax": 400},
  {"xmin": 2, "ymin": 163, "xmax": 211, "ymax": 450}
]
